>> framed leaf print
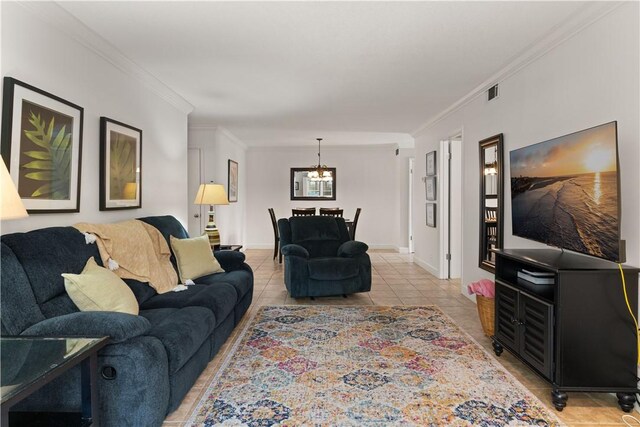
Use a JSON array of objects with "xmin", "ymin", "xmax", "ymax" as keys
[
  {"xmin": 228, "ymin": 159, "xmax": 238, "ymax": 202},
  {"xmin": 100, "ymin": 117, "xmax": 142, "ymax": 210},
  {"xmin": 1, "ymin": 77, "xmax": 83, "ymax": 213}
]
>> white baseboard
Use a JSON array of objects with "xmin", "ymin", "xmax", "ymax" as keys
[
  {"xmin": 245, "ymin": 244, "xmax": 407, "ymax": 252},
  {"xmin": 245, "ymin": 244, "xmax": 274, "ymax": 250},
  {"xmin": 368, "ymin": 244, "xmax": 398, "ymax": 251},
  {"xmin": 412, "ymin": 255, "xmax": 439, "ymax": 277}
]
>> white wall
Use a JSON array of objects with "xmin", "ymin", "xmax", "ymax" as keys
[
  {"xmin": 245, "ymin": 144, "xmax": 413, "ymax": 250},
  {"xmin": 0, "ymin": 2, "xmax": 189, "ymax": 235},
  {"xmin": 413, "ymin": 3, "xmax": 640, "ymax": 295},
  {"xmin": 188, "ymin": 126, "xmax": 247, "ymax": 246}
]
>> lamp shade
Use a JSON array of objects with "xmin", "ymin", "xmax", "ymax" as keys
[
  {"xmin": 194, "ymin": 183, "xmax": 229, "ymax": 205},
  {"xmin": 1, "ymin": 158, "xmax": 28, "ymax": 220}
]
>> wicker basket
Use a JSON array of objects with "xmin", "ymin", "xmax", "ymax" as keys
[{"xmin": 476, "ymin": 295, "xmax": 495, "ymax": 337}]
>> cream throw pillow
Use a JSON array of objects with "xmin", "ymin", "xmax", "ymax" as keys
[
  {"xmin": 62, "ymin": 257, "xmax": 139, "ymax": 315},
  {"xmin": 170, "ymin": 234, "xmax": 224, "ymax": 282}
]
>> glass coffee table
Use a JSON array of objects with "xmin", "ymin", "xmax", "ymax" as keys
[{"xmin": 1, "ymin": 336, "xmax": 108, "ymax": 426}]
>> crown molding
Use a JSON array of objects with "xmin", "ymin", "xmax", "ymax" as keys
[
  {"xmin": 188, "ymin": 124, "xmax": 248, "ymax": 150},
  {"xmin": 248, "ymin": 143, "xmax": 399, "ymax": 152},
  {"xmin": 17, "ymin": 1, "xmax": 194, "ymax": 115},
  {"xmin": 218, "ymin": 127, "xmax": 248, "ymax": 150},
  {"xmin": 412, "ymin": 1, "xmax": 625, "ymax": 137}
]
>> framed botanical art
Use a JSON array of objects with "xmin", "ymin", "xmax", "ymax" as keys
[
  {"xmin": 426, "ymin": 176, "xmax": 437, "ymax": 201},
  {"xmin": 228, "ymin": 159, "xmax": 238, "ymax": 202},
  {"xmin": 1, "ymin": 77, "xmax": 84, "ymax": 213},
  {"xmin": 426, "ymin": 150, "xmax": 437, "ymax": 176},
  {"xmin": 99, "ymin": 117, "xmax": 142, "ymax": 210},
  {"xmin": 426, "ymin": 203, "xmax": 436, "ymax": 228}
]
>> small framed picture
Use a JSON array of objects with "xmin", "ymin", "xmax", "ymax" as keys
[
  {"xmin": 228, "ymin": 159, "xmax": 238, "ymax": 202},
  {"xmin": 426, "ymin": 203, "xmax": 436, "ymax": 228},
  {"xmin": 426, "ymin": 151, "xmax": 437, "ymax": 176},
  {"xmin": 1, "ymin": 77, "xmax": 84, "ymax": 213},
  {"xmin": 426, "ymin": 176, "xmax": 437, "ymax": 201},
  {"xmin": 100, "ymin": 117, "xmax": 142, "ymax": 210}
]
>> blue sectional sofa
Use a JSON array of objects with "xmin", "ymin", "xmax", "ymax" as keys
[{"xmin": 0, "ymin": 215, "xmax": 253, "ymax": 426}]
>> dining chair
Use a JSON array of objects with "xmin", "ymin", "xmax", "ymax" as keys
[
  {"xmin": 292, "ymin": 208, "xmax": 316, "ymax": 216},
  {"xmin": 319, "ymin": 208, "xmax": 343, "ymax": 217},
  {"xmin": 350, "ymin": 208, "xmax": 362, "ymax": 240},
  {"xmin": 268, "ymin": 208, "xmax": 282, "ymax": 263}
]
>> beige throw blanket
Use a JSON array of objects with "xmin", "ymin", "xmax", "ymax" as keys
[{"xmin": 75, "ymin": 220, "xmax": 178, "ymax": 294}]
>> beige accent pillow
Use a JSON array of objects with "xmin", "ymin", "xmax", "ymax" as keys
[
  {"xmin": 62, "ymin": 257, "xmax": 139, "ymax": 315},
  {"xmin": 170, "ymin": 234, "xmax": 224, "ymax": 282}
]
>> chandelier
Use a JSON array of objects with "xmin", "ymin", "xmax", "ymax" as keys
[{"xmin": 308, "ymin": 138, "xmax": 332, "ymax": 181}]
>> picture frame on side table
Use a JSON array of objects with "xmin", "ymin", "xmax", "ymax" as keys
[
  {"xmin": 1, "ymin": 77, "xmax": 84, "ymax": 213},
  {"xmin": 426, "ymin": 203, "xmax": 436, "ymax": 228},
  {"xmin": 228, "ymin": 159, "xmax": 238, "ymax": 202},
  {"xmin": 426, "ymin": 176, "xmax": 437, "ymax": 201},
  {"xmin": 426, "ymin": 150, "xmax": 437, "ymax": 176},
  {"xmin": 99, "ymin": 117, "xmax": 142, "ymax": 210}
]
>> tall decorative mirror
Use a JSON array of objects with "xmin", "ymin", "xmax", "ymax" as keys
[
  {"xmin": 479, "ymin": 133, "xmax": 504, "ymax": 272},
  {"xmin": 290, "ymin": 168, "xmax": 337, "ymax": 201}
]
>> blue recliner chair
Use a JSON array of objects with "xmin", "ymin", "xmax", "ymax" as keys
[{"xmin": 277, "ymin": 216, "xmax": 371, "ymax": 298}]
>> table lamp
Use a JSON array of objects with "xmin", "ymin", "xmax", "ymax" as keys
[
  {"xmin": 193, "ymin": 183, "xmax": 229, "ymax": 248},
  {"xmin": 1, "ymin": 157, "xmax": 28, "ymax": 220}
]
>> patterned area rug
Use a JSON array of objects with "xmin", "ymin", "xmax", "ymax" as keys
[{"xmin": 187, "ymin": 306, "xmax": 563, "ymax": 426}]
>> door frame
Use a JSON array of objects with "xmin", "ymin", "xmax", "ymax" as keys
[
  {"xmin": 408, "ymin": 157, "xmax": 415, "ymax": 253},
  {"xmin": 438, "ymin": 131, "xmax": 463, "ymax": 279},
  {"xmin": 187, "ymin": 147, "xmax": 204, "ymax": 237}
]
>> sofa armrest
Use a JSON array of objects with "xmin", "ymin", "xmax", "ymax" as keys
[
  {"xmin": 21, "ymin": 312, "xmax": 151, "ymax": 343},
  {"xmin": 281, "ymin": 244, "xmax": 310, "ymax": 259},
  {"xmin": 214, "ymin": 250, "xmax": 246, "ymax": 272},
  {"xmin": 338, "ymin": 241, "xmax": 369, "ymax": 258}
]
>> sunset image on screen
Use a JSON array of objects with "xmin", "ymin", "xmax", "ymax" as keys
[{"xmin": 510, "ymin": 122, "xmax": 620, "ymax": 261}]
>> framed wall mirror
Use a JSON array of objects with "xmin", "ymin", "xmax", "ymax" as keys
[
  {"xmin": 290, "ymin": 167, "xmax": 336, "ymax": 201},
  {"xmin": 479, "ymin": 133, "xmax": 504, "ymax": 272}
]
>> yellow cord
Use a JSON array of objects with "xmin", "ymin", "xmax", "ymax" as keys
[{"xmin": 618, "ymin": 263, "xmax": 640, "ymax": 365}]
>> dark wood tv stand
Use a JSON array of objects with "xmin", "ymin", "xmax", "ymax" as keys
[{"xmin": 492, "ymin": 248, "xmax": 639, "ymax": 412}]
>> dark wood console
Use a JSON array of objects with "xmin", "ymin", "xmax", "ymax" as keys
[{"xmin": 492, "ymin": 248, "xmax": 639, "ymax": 412}]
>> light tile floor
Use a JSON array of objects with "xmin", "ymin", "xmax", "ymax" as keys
[{"xmin": 163, "ymin": 250, "xmax": 633, "ymax": 426}]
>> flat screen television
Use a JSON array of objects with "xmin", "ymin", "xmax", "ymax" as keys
[{"xmin": 510, "ymin": 121, "xmax": 622, "ymax": 262}]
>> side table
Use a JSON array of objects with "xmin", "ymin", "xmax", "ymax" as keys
[{"xmin": 1, "ymin": 336, "xmax": 109, "ymax": 426}]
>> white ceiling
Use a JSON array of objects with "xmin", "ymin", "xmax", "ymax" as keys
[{"xmin": 59, "ymin": 1, "xmax": 588, "ymax": 147}]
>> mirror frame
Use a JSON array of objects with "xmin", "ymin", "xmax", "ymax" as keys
[
  {"xmin": 478, "ymin": 133, "xmax": 504, "ymax": 273},
  {"xmin": 290, "ymin": 167, "xmax": 337, "ymax": 201}
]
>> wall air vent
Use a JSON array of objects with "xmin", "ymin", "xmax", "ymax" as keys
[{"xmin": 488, "ymin": 84, "xmax": 499, "ymax": 101}]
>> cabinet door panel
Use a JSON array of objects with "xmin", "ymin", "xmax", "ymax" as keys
[
  {"xmin": 519, "ymin": 294, "xmax": 553, "ymax": 380},
  {"xmin": 495, "ymin": 282, "xmax": 519, "ymax": 351}
]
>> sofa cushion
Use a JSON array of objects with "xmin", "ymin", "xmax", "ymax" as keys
[
  {"xmin": 124, "ymin": 278, "xmax": 158, "ymax": 305},
  {"xmin": 140, "ymin": 284, "xmax": 237, "ymax": 327},
  {"xmin": 137, "ymin": 215, "xmax": 189, "ymax": 272},
  {"xmin": 286, "ymin": 216, "xmax": 347, "ymax": 258},
  {"xmin": 139, "ymin": 307, "xmax": 214, "ymax": 374},
  {"xmin": 63, "ymin": 257, "xmax": 139, "ymax": 315},
  {"xmin": 195, "ymin": 270, "xmax": 253, "ymax": 301},
  {"xmin": 170, "ymin": 234, "xmax": 223, "ymax": 282},
  {"xmin": 308, "ymin": 258, "xmax": 360, "ymax": 281},
  {"xmin": 1, "ymin": 227, "xmax": 100, "ymax": 318},
  {"xmin": 0, "ymin": 242, "xmax": 46, "ymax": 334}
]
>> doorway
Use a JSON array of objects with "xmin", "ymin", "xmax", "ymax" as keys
[
  {"xmin": 187, "ymin": 148, "xmax": 203, "ymax": 236},
  {"xmin": 439, "ymin": 134, "xmax": 462, "ymax": 279},
  {"xmin": 408, "ymin": 157, "xmax": 415, "ymax": 253}
]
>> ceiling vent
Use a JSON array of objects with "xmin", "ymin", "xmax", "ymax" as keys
[{"xmin": 488, "ymin": 84, "xmax": 499, "ymax": 101}]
